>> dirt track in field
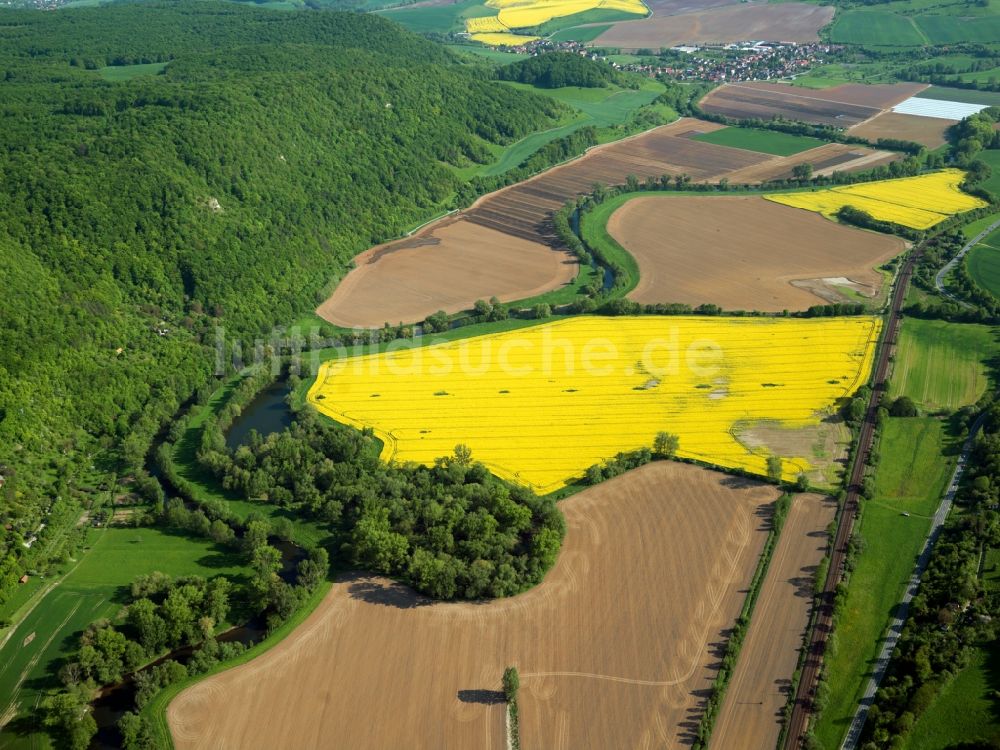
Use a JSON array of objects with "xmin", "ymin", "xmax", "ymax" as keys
[
  {"xmin": 711, "ymin": 493, "xmax": 836, "ymax": 750},
  {"xmin": 699, "ymin": 82, "xmax": 927, "ymax": 128},
  {"xmin": 849, "ymin": 111, "xmax": 955, "ymax": 149},
  {"xmin": 314, "ymin": 220, "xmax": 577, "ymax": 328},
  {"xmin": 167, "ymin": 462, "xmax": 776, "ymax": 750},
  {"xmin": 608, "ymin": 195, "xmax": 906, "ymax": 311},
  {"xmin": 594, "ymin": 3, "xmax": 833, "ymax": 50}
]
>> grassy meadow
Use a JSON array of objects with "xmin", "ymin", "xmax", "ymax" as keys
[
  {"xmin": 692, "ymin": 126, "xmax": 824, "ymax": 156},
  {"xmin": 814, "ymin": 417, "xmax": 959, "ymax": 749},
  {"xmin": 888, "ymin": 318, "xmax": 995, "ymax": 412},
  {"xmin": 0, "ymin": 527, "xmax": 250, "ymax": 750}
]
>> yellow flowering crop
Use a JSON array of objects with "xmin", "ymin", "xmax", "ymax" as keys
[
  {"xmin": 308, "ymin": 316, "xmax": 880, "ymax": 493},
  {"xmin": 467, "ymin": 0, "xmax": 646, "ymax": 42},
  {"xmin": 470, "ymin": 31, "xmax": 541, "ymax": 45},
  {"xmin": 765, "ymin": 169, "xmax": 986, "ymax": 230},
  {"xmin": 465, "ymin": 16, "xmax": 509, "ymax": 33}
]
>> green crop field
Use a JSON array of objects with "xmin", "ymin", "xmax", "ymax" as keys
[
  {"xmin": 829, "ymin": 11, "xmax": 927, "ymax": 46},
  {"xmin": 462, "ymin": 78, "xmax": 667, "ymax": 177},
  {"xmin": 97, "ymin": 61, "xmax": 168, "ymax": 81},
  {"xmin": 377, "ymin": 0, "xmax": 494, "ymax": 34},
  {"xmin": 918, "ymin": 86, "xmax": 1000, "ymax": 106},
  {"xmin": 916, "ymin": 14, "xmax": 1000, "ymax": 43},
  {"xmin": 968, "ymin": 243, "xmax": 1000, "ymax": 300},
  {"xmin": 549, "ymin": 23, "xmax": 614, "ymax": 42},
  {"xmin": 815, "ymin": 417, "xmax": 958, "ymax": 750},
  {"xmin": 0, "ymin": 527, "xmax": 250, "ymax": 750},
  {"xmin": 888, "ymin": 318, "xmax": 995, "ymax": 413},
  {"xmin": 691, "ymin": 126, "xmax": 824, "ymax": 156}
]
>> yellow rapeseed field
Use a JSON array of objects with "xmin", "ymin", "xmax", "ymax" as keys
[
  {"xmin": 465, "ymin": 16, "xmax": 509, "ymax": 33},
  {"xmin": 765, "ymin": 169, "xmax": 985, "ymax": 230},
  {"xmin": 466, "ymin": 0, "xmax": 645, "ymax": 43},
  {"xmin": 308, "ymin": 316, "xmax": 880, "ymax": 493}
]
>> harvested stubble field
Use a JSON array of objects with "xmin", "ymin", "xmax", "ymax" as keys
[
  {"xmin": 699, "ymin": 82, "xmax": 927, "ymax": 128},
  {"xmin": 849, "ymin": 111, "xmax": 955, "ymax": 149},
  {"xmin": 608, "ymin": 195, "xmax": 905, "ymax": 311},
  {"xmin": 168, "ymin": 462, "xmax": 777, "ymax": 750},
  {"xmin": 593, "ymin": 3, "xmax": 833, "ymax": 50},
  {"xmin": 314, "ymin": 220, "xmax": 576, "ymax": 328},
  {"xmin": 307, "ymin": 315, "xmax": 880, "ymax": 491},
  {"xmin": 712, "ymin": 492, "xmax": 836, "ymax": 750}
]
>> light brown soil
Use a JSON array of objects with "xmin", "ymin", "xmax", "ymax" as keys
[
  {"xmin": 167, "ymin": 462, "xmax": 777, "ymax": 750},
  {"xmin": 608, "ymin": 195, "xmax": 906, "ymax": 311},
  {"xmin": 699, "ymin": 82, "xmax": 927, "ymax": 128},
  {"xmin": 315, "ymin": 220, "xmax": 577, "ymax": 328},
  {"xmin": 849, "ymin": 111, "xmax": 955, "ymax": 149},
  {"xmin": 594, "ymin": 3, "xmax": 834, "ymax": 50},
  {"xmin": 317, "ymin": 119, "xmax": 771, "ymax": 327},
  {"xmin": 735, "ymin": 417, "xmax": 852, "ymax": 488},
  {"xmin": 711, "ymin": 493, "xmax": 836, "ymax": 750},
  {"xmin": 723, "ymin": 143, "xmax": 899, "ymax": 184}
]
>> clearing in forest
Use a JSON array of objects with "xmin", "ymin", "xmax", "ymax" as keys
[
  {"xmin": 167, "ymin": 462, "xmax": 778, "ymax": 750},
  {"xmin": 307, "ymin": 315, "xmax": 881, "ymax": 492},
  {"xmin": 765, "ymin": 169, "xmax": 987, "ymax": 230},
  {"xmin": 607, "ymin": 195, "xmax": 905, "ymax": 311}
]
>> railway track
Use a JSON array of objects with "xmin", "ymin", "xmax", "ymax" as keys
[{"xmin": 781, "ymin": 248, "xmax": 917, "ymax": 749}]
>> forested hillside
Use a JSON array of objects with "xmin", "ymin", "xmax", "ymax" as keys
[{"xmin": 0, "ymin": 2, "xmax": 566, "ymax": 599}]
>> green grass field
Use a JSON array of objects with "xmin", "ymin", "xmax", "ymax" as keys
[
  {"xmin": 548, "ymin": 22, "xmax": 613, "ymax": 42},
  {"xmin": 829, "ymin": 11, "xmax": 927, "ymax": 46},
  {"xmin": 0, "ymin": 527, "xmax": 249, "ymax": 750},
  {"xmin": 691, "ymin": 126, "xmax": 824, "ymax": 156},
  {"xmin": 888, "ymin": 318, "xmax": 995, "ymax": 413},
  {"xmin": 377, "ymin": 0, "xmax": 493, "ymax": 34},
  {"xmin": 444, "ymin": 44, "xmax": 525, "ymax": 64},
  {"xmin": 968, "ymin": 243, "xmax": 1000, "ymax": 300},
  {"xmin": 918, "ymin": 86, "xmax": 1000, "ymax": 107},
  {"xmin": 97, "ymin": 62, "xmax": 168, "ymax": 81},
  {"xmin": 916, "ymin": 14, "xmax": 1000, "ymax": 43},
  {"xmin": 815, "ymin": 417, "xmax": 959, "ymax": 749},
  {"xmin": 902, "ymin": 644, "xmax": 1000, "ymax": 748},
  {"xmin": 458, "ymin": 78, "xmax": 667, "ymax": 177}
]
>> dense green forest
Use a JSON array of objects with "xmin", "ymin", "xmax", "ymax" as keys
[
  {"xmin": 497, "ymin": 51, "xmax": 627, "ymax": 89},
  {"xmin": 0, "ymin": 2, "xmax": 569, "ymax": 603}
]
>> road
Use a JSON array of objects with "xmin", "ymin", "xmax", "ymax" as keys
[
  {"xmin": 839, "ymin": 410, "xmax": 988, "ymax": 749},
  {"xmin": 782, "ymin": 245, "xmax": 917, "ymax": 750},
  {"xmin": 934, "ymin": 217, "xmax": 1000, "ymax": 307}
]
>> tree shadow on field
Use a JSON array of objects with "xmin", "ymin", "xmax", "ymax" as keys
[
  {"xmin": 343, "ymin": 573, "xmax": 432, "ymax": 610},
  {"xmin": 790, "ymin": 563, "xmax": 820, "ymax": 599},
  {"xmin": 719, "ymin": 475, "xmax": 764, "ymax": 491},
  {"xmin": 457, "ymin": 689, "xmax": 505, "ymax": 705}
]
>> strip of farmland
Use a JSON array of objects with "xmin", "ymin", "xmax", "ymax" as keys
[
  {"xmin": 318, "ymin": 118, "xmax": 899, "ymax": 328},
  {"xmin": 168, "ymin": 462, "xmax": 777, "ymax": 749},
  {"xmin": 711, "ymin": 493, "xmax": 837, "ymax": 750}
]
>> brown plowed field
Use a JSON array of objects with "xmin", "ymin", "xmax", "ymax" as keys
[
  {"xmin": 723, "ymin": 143, "xmax": 898, "ymax": 184},
  {"xmin": 167, "ymin": 462, "xmax": 777, "ymax": 750},
  {"xmin": 711, "ymin": 493, "xmax": 836, "ymax": 750},
  {"xmin": 318, "ymin": 119, "xmax": 773, "ymax": 327},
  {"xmin": 315, "ymin": 220, "xmax": 577, "ymax": 328},
  {"xmin": 594, "ymin": 3, "xmax": 834, "ymax": 50},
  {"xmin": 608, "ymin": 195, "xmax": 906, "ymax": 311},
  {"xmin": 699, "ymin": 82, "xmax": 927, "ymax": 128},
  {"xmin": 849, "ymin": 111, "xmax": 955, "ymax": 149}
]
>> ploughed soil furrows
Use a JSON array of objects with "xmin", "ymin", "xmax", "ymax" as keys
[
  {"xmin": 849, "ymin": 111, "xmax": 955, "ymax": 149},
  {"xmin": 699, "ymin": 81, "xmax": 928, "ymax": 128},
  {"xmin": 711, "ymin": 493, "xmax": 837, "ymax": 750},
  {"xmin": 167, "ymin": 462, "xmax": 777, "ymax": 750},
  {"xmin": 594, "ymin": 3, "xmax": 834, "ymax": 51},
  {"xmin": 607, "ymin": 195, "xmax": 906, "ymax": 311}
]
